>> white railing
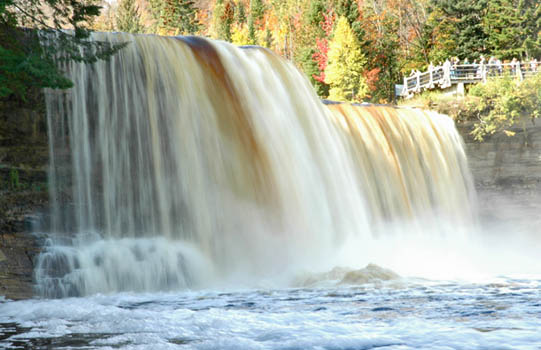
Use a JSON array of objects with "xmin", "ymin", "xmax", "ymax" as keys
[{"xmin": 401, "ymin": 61, "xmax": 539, "ymax": 97}]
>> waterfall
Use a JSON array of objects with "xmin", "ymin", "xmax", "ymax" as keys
[{"xmin": 36, "ymin": 33, "xmax": 475, "ymax": 297}]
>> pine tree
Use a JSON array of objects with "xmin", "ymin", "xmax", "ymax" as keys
[
  {"xmin": 116, "ymin": 0, "xmax": 144, "ymax": 33},
  {"xmin": 0, "ymin": 0, "xmax": 123, "ymax": 101},
  {"xmin": 484, "ymin": 0, "xmax": 541, "ymax": 59},
  {"xmin": 211, "ymin": 0, "xmax": 234, "ymax": 41},
  {"xmin": 236, "ymin": 1, "xmax": 247, "ymax": 24},
  {"xmin": 161, "ymin": 0, "xmax": 200, "ymax": 35},
  {"xmin": 250, "ymin": 0, "xmax": 265, "ymax": 23},
  {"xmin": 299, "ymin": 46, "xmax": 329, "ymax": 97},
  {"xmin": 307, "ymin": 0, "xmax": 326, "ymax": 37},
  {"xmin": 325, "ymin": 16, "xmax": 368, "ymax": 102},
  {"xmin": 520, "ymin": 0, "xmax": 541, "ymax": 58},
  {"xmin": 429, "ymin": 0, "xmax": 488, "ymax": 60},
  {"xmin": 335, "ymin": 0, "xmax": 365, "ymax": 46}
]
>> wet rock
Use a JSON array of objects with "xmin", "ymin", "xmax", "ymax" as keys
[
  {"xmin": 457, "ymin": 118, "xmax": 541, "ymax": 229},
  {"xmin": 0, "ymin": 97, "xmax": 49, "ymax": 300}
]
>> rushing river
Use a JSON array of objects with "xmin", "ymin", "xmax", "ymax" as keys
[{"xmin": 1, "ymin": 274, "xmax": 541, "ymax": 349}]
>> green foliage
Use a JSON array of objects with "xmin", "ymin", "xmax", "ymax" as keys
[
  {"xmin": 428, "ymin": 0, "xmax": 489, "ymax": 60},
  {"xmin": 160, "ymin": 0, "xmax": 200, "ymax": 35},
  {"xmin": 212, "ymin": 0, "xmax": 234, "ymax": 41},
  {"xmin": 325, "ymin": 16, "xmax": 368, "ymax": 102},
  {"xmin": 148, "ymin": 0, "xmax": 200, "ymax": 35},
  {"xmin": 484, "ymin": 0, "xmax": 541, "ymax": 60},
  {"xmin": 469, "ymin": 74, "xmax": 541, "ymax": 141},
  {"xmin": 0, "ymin": 34, "xmax": 73, "ymax": 100},
  {"xmin": 9, "ymin": 169, "xmax": 19, "ymax": 190},
  {"xmin": 0, "ymin": 0, "xmax": 125, "ymax": 102},
  {"xmin": 402, "ymin": 74, "xmax": 541, "ymax": 143},
  {"xmin": 250, "ymin": 0, "xmax": 266, "ymax": 23},
  {"xmin": 298, "ymin": 46, "xmax": 328, "ymax": 97},
  {"xmin": 236, "ymin": 1, "xmax": 247, "ymax": 24},
  {"xmin": 335, "ymin": 0, "xmax": 365, "ymax": 46},
  {"xmin": 307, "ymin": 0, "xmax": 325, "ymax": 37},
  {"xmin": 116, "ymin": 0, "xmax": 144, "ymax": 33}
]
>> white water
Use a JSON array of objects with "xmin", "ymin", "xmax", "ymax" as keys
[
  {"xmin": 2, "ymin": 276, "xmax": 541, "ymax": 349},
  {"xmin": 39, "ymin": 34, "xmax": 478, "ymax": 297}
]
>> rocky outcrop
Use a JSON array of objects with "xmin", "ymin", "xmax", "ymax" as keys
[
  {"xmin": 457, "ymin": 117, "xmax": 541, "ymax": 228},
  {"xmin": 0, "ymin": 98, "xmax": 49, "ymax": 300}
]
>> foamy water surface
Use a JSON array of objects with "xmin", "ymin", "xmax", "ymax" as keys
[{"xmin": 1, "ymin": 275, "xmax": 540, "ymax": 349}]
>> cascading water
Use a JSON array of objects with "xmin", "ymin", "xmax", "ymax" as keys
[{"xmin": 36, "ymin": 33, "xmax": 475, "ymax": 297}]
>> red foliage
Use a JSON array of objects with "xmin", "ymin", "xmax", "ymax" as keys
[
  {"xmin": 312, "ymin": 37, "xmax": 328, "ymax": 82},
  {"xmin": 363, "ymin": 67, "xmax": 381, "ymax": 92},
  {"xmin": 321, "ymin": 9, "xmax": 334, "ymax": 37},
  {"xmin": 311, "ymin": 9, "xmax": 334, "ymax": 83}
]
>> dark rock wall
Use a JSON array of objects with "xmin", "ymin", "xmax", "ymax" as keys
[
  {"xmin": 457, "ymin": 118, "xmax": 541, "ymax": 228},
  {"xmin": 0, "ymin": 99, "xmax": 49, "ymax": 300}
]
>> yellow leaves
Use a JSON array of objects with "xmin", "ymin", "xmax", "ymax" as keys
[
  {"xmin": 231, "ymin": 24, "xmax": 251, "ymax": 45},
  {"xmin": 325, "ymin": 16, "xmax": 368, "ymax": 102},
  {"xmin": 503, "ymin": 130, "xmax": 516, "ymax": 137}
]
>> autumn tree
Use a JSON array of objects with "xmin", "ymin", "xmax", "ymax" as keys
[{"xmin": 325, "ymin": 16, "xmax": 368, "ymax": 102}]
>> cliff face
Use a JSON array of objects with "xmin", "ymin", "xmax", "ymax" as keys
[
  {"xmin": 0, "ymin": 99, "xmax": 49, "ymax": 300},
  {"xmin": 457, "ymin": 118, "xmax": 541, "ymax": 229}
]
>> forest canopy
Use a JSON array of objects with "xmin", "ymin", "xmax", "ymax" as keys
[
  {"xmin": 0, "ymin": 0, "xmax": 124, "ymax": 101},
  {"xmin": 103, "ymin": 0, "xmax": 541, "ymax": 103},
  {"xmin": 1, "ymin": 0, "xmax": 540, "ymax": 104}
]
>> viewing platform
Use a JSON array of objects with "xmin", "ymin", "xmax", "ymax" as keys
[{"xmin": 400, "ymin": 61, "xmax": 539, "ymax": 98}]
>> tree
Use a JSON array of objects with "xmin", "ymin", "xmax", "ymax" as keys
[
  {"xmin": 310, "ymin": 8, "xmax": 333, "ymax": 97},
  {"xmin": 148, "ymin": 0, "xmax": 200, "ymax": 35},
  {"xmin": 484, "ymin": 0, "xmax": 541, "ymax": 60},
  {"xmin": 335, "ymin": 0, "xmax": 366, "ymax": 46},
  {"xmin": 116, "ymin": 0, "xmax": 144, "ymax": 33},
  {"xmin": 520, "ymin": 0, "xmax": 541, "ymax": 58},
  {"xmin": 161, "ymin": 0, "xmax": 200, "ymax": 35},
  {"xmin": 211, "ymin": 0, "xmax": 234, "ymax": 41},
  {"xmin": 428, "ymin": 0, "xmax": 488, "ymax": 60},
  {"xmin": 0, "ymin": 0, "xmax": 124, "ymax": 101},
  {"xmin": 325, "ymin": 16, "xmax": 368, "ymax": 102},
  {"xmin": 358, "ymin": 0, "xmax": 401, "ymax": 103}
]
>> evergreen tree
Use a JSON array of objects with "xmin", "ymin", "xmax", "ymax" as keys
[
  {"xmin": 161, "ymin": 0, "xmax": 200, "ymax": 35},
  {"xmin": 325, "ymin": 16, "xmax": 368, "ymax": 102},
  {"xmin": 236, "ymin": 1, "xmax": 247, "ymax": 24},
  {"xmin": 520, "ymin": 0, "xmax": 541, "ymax": 58},
  {"xmin": 299, "ymin": 46, "xmax": 329, "ymax": 97},
  {"xmin": 429, "ymin": 0, "xmax": 488, "ymax": 60},
  {"xmin": 484, "ymin": 0, "xmax": 541, "ymax": 59},
  {"xmin": 116, "ymin": 0, "xmax": 144, "ymax": 33},
  {"xmin": 0, "ymin": 0, "xmax": 123, "ymax": 101},
  {"xmin": 335, "ymin": 0, "xmax": 366, "ymax": 47},
  {"xmin": 250, "ymin": 0, "xmax": 265, "ymax": 23},
  {"xmin": 359, "ymin": 1, "xmax": 400, "ymax": 103},
  {"xmin": 307, "ymin": 0, "xmax": 326, "ymax": 37},
  {"xmin": 248, "ymin": 16, "xmax": 257, "ymax": 44},
  {"xmin": 212, "ymin": 0, "xmax": 234, "ymax": 41}
]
